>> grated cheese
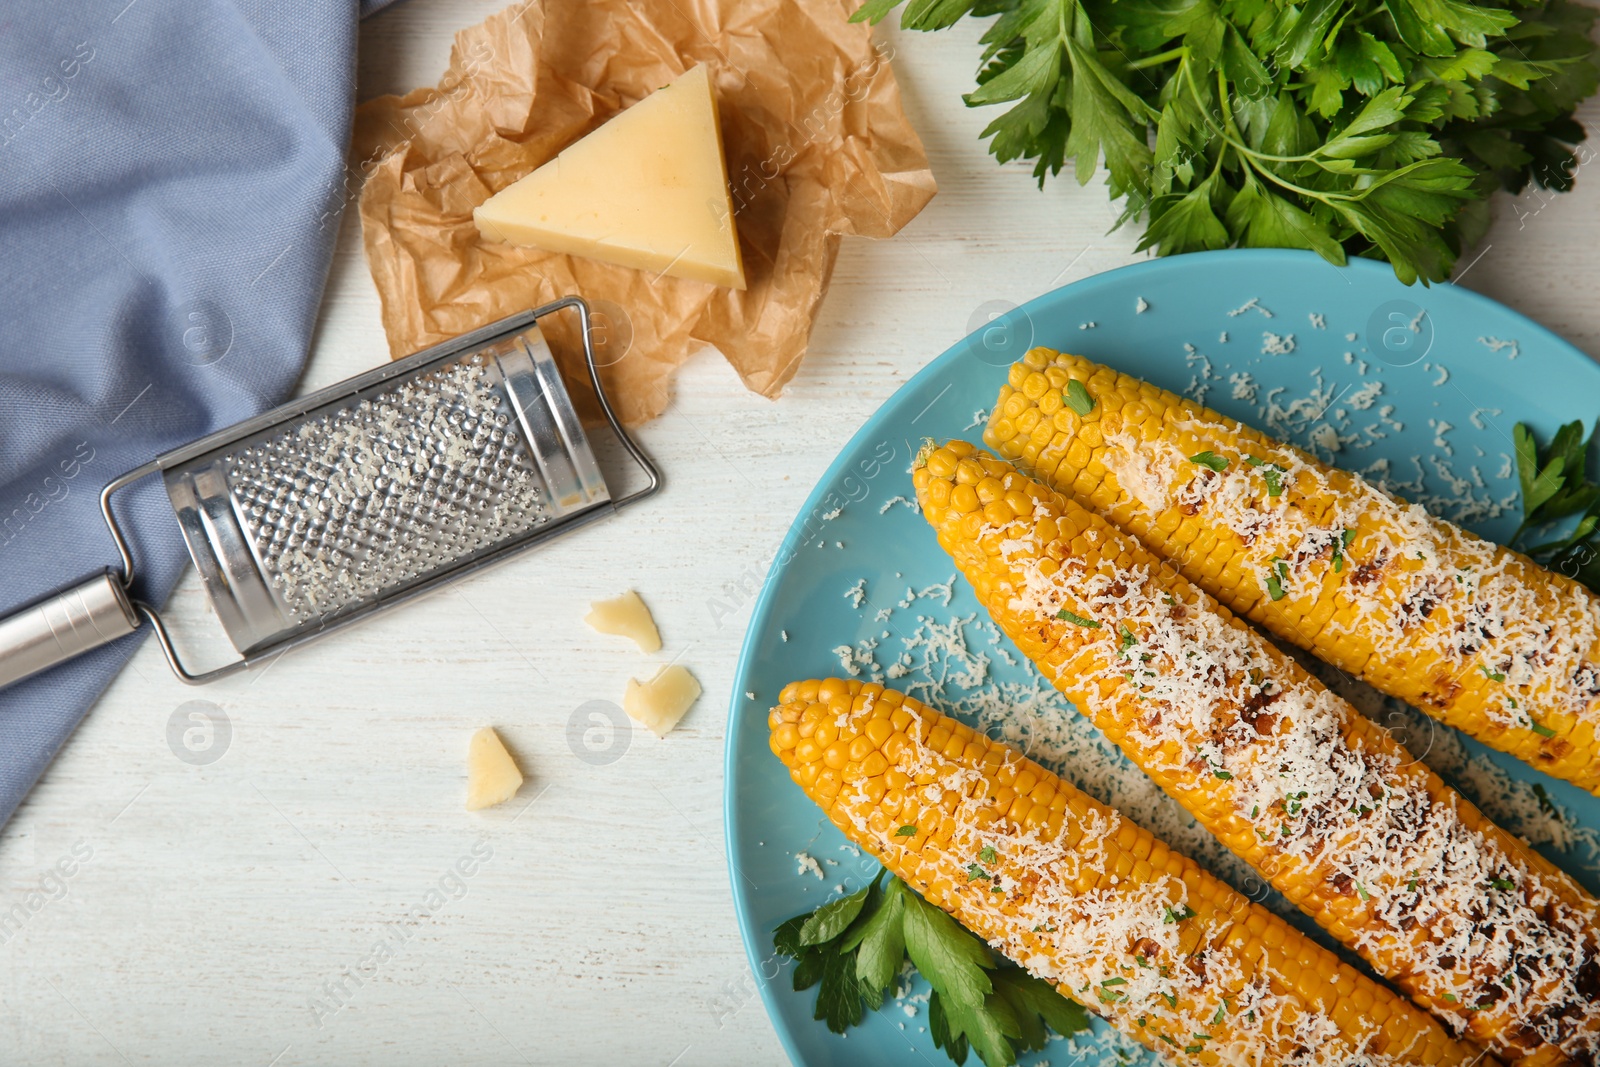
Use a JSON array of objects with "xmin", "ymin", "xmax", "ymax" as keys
[
  {"xmin": 1228, "ymin": 298, "xmax": 1273, "ymax": 319},
  {"xmin": 1478, "ymin": 336, "xmax": 1520, "ymax": 360},
  {"xmin": 1261, "ymin": 332, "xmax": 1296, "ymax": 356},
  {"xmin": 824, "ymin": 665, "xmax": 1435, "ymax": 1066},
  {"xmin": 986, "ymin": 447, "xmax": 1600, "ymax": 1058}
]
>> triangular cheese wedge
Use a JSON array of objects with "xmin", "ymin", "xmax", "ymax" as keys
[
  {"xmin": 465, "ymin": 727, "xmax": 524, "ymax": 811},
  {"xmin": 474, "ymin": 64, "xmax": 746, "ymax": 290}
]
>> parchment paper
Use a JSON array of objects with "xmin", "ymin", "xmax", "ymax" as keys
[{"xmin": 354, "ymin": 0, "xmax": 936, "ymax": 424}]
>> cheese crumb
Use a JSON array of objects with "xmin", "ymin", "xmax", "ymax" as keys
[
  {"xmin": 1478, "ymin": 336, "xmax": 1520, "ymax": 360},
  {"xmin": 465, "ymin": 727, "xmax": 524, "ymax": 811},
  {"xmin": 1261, "ymin": 332, "xmax": 1296, "ymax": 355},
  {"xmin": 584, "ymin": 590, "xmax": 662, "ymax": 653},
  {"xmin": 622, "ymin": 665, "xmax": 702, "ymax": 737}
]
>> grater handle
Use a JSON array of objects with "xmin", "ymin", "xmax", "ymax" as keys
[{"xmin": 0, "ymin": 569, "xmax": 141, "ymax": 689}]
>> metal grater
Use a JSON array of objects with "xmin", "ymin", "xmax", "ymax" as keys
[{"xmin": 0, "ymin": 296, "xmax": 657, "ymax": 688}]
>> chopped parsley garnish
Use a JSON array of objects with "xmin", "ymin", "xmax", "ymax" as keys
[
  {"xmin": 1489, "ymin": 876, "xmax": 1515, "ymax": 892},
  {"xmin": 1407, "ymin": 871, "xmax": 1419, "ymax": 892},
  {"xmin": 1331, "ymin": 528, "xmax": 1356, "ymax": 573},
  {"xmin": 1160, "ymin": 993, "xmax": 1178, "ymax": 1009},
  {"xmin": 1213, "ymin": 769, "xmax": 1233, "ymax": 780},
  {"xmin": 1118, "ymin": 624, "xmax": 1138, "ymax": 655},
  {"xmin": 1250, "ymin": 805, "xmax": 1260, "ymax": 818},
  {"xmin": 1443, "ymin": 994, "xmax": 1458, "ymax": 1003},
  {"xmin": 1189, "ymin": 450, "xmax": 1228, "ymax": 473},
  {"xmin": 895, "ymin": 824, "xmax": 917, "ymax": 837},
  {"xmin": 1355, "ymin": 882, "xmax": 1371, "ymax": 902},
  {"xmin": 1162, "ymin": 904, "xmax": 1197, "ymax": 924},
  {"xmin": 1479, "ymin": 665, "xmax": 1506, "ymax": 683},
  {"xmin": 1531, "ymin": 720, "xmax": 1559, "ymax": 738},
  {"xmin": 1212, "ymin": 1004, "xmax": 1227, "ymax": 1025},
  {"xmin": 1265, "ymin": 558, "xmax": 1289, "ymax": 601},
  {"xmin": 967, "ymin": 864, "xmax": 991, "ymax": 882},
  {"xmin": 1063, "ymin": 379, "xmax": 1095, "ymax": 417},
  {"xmin": 774, "ymin": 871, "xmax": 1092, "ymax": 1055},
  {"xmin": 1057, "ymin": 609, "xmax": 1100, "ymax": 628},
  {"xmin": 1101, "ymin": 977, "xmax": 1127, "ymax": 987},
  {"xmin": 978, "ymin": 846, "xmax": 997, "ymax": 865},
  {"xmin": 1262, "ymin": 466, "xmax": 1285, "ymax": 498},
  {"xmin": 1243, "ymin": 455, "xmax": 1266, "ymax": 467}
]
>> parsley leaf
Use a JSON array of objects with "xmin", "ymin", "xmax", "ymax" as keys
[
  {"xmin": 850, "ymin": 0, "xmax": 1600, "ymax": 283},
  {"xmin": 798, "ymin": 879, "xmax": 876, "ymax": 946},
  {"xmin": 1062, "ymin": 379, "xmax": 1094, "ymax": 416},
  {"xmin": 1511, "ymin": 418, "xmax": 1600, "ymax": 595},
  {"xmin": 1056, "ymin": 608, "xmax": 1100, "ymax": 628},
  {"xmin": 776, "ymin": 872, "xmax": 1092, "ymax": 1064},
  {"xmin": 1189, "ymin": 450, "xmax": 1229, "ymax": 472}
]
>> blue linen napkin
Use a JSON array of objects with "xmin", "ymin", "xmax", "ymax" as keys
[{"xmin": 0, "ymin": 0, "xmax": 388, "ymax": 828}]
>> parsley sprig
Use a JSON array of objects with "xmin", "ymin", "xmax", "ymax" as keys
[
  {"xmin": 851, "ymin": 0, "xmax": 1600, "ymax": 285},
  {"xmin": 774, "ymin": 872, "xmax": 1091, "ymax": 1065},
  {"xmin": 1512, "ymin": 418, "xmax": 1600, "ymax": 593}
]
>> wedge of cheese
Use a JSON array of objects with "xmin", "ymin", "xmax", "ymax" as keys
[{"xmin": 473, "ymin": 64, "xmax": 746, "ymax": 289}]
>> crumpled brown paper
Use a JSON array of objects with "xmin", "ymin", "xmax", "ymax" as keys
[{"xmin": 353, "ymin": 0, "xmax": 936, "ymax": 425}]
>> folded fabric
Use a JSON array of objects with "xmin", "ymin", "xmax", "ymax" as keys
[{"xmin": 0, "ymin": 0, "xmax": 385, "ymax": 829}]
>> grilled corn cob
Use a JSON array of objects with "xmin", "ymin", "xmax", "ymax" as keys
[
  {"xmin": 985, "ymin": 348, "xmax": 1600, "ymax": 796},
  {"xmin": 770, "ymin": 677, "xmax": 1482, "ymax": 1066},
  {"xmin": 914, "ymin": 440, "xmax": 1600, "ymax": 1065}
]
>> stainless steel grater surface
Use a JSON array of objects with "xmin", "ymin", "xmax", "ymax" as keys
[
  {"xmin": 0, "ymin": 297, "xmax": 656, "ymax": 689},
  {"xmin": 223, "ymin": 354, "xmax": 551, "ymax": 626}
]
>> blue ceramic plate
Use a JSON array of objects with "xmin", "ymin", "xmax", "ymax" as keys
[{"xmin": 725, "ymin": 249, "xmax": 1600, "ymax": 1067}]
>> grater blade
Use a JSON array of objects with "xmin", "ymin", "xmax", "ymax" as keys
[{"xmin": 163, "ymin": 312, "xmax": 612, "ymax": 656}]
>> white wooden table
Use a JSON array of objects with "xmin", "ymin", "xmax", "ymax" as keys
[{"xmin": 3, "ymin": 4, "xmax": 1599, "ymax": 1064}]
